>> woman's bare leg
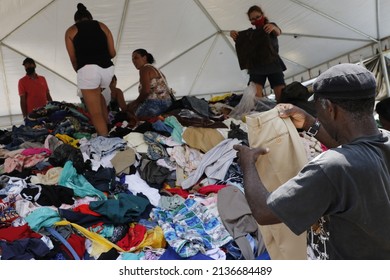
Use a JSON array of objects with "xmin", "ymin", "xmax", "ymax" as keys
[
  {"xmin": 254, "ymin": 83, "xmax": 264, "ymax": 98},
  {"xmin": 273, "ymin": 84, "xmax": 285, "ymax": 103},
  {"xmin": 82, "ymin": 88, "xmax": 108, "ymax": 136}
]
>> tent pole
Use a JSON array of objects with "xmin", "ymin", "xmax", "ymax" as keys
[
  {"xmin": 376, "ymin": 0, "xmax": 390, "ymax": 98},
  {"xmin": 187, "ymin": 34, "xmax": 219, "ymax": 96},
  {"xmin": 378, "ymin": 46, "xmax": 390, "ymax": 98},
  {"xmin": 290, "ymin": 0, "xmax": 378, "ymax": 43},
  {"xmin": 0, "ymin": 43, "xmax": 13, "ymax": 125},
  {"xmin": 113, "ymin": 0, "xmax": 130, "ymax": 65},
  {"xmin": 193, "ymin": 0, "xmax": 235, "ymax": 53}
]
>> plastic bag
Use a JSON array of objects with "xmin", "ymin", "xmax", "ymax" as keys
[{"xmin": 229, "ymin": 82, "xmax": 257, "ymax": 120}]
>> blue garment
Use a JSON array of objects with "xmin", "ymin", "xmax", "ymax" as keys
[
  {"xmin": 58, "ymin": 161, "xmax": 107, "ymax": 200},
  {"xmin": 135, "ymin": 98, "xmax": 172, "ymax": 118},
  {"xmin": 88, "ymin": 136, "xmax": 127, "ymax": 160},
  {"xmin": 151, "ymin": 198, "xmax": 232, "ymax": 258},
  {"xmin": 24, "ymin": 207, "xmax": 61, "ymax": 232},
  {"xmin": 164, "ymin": 116, "xmax": 183, "ymax": 144},
  {"xmin": 0, "ymin": 238, "xmax": 51, "ymax": 260},
  {"xmin": 152, "ymin": 120, "xmax": 173, "ymax": 134},
  {"xmin": 159, "ymin": 245, "xmax": 213, "ymax": 260}
]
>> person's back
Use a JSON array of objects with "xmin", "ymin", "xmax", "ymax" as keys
[
  {"xmin": 143, "ymin": 64, "xmax": 171, "ymax": 101},
  {"xmin": 108, "ymin": 75, "xmax": 126, "ymax": 112},
  {"xmin": 73, "ymin": 20, "xmax": 113, "ymax": 70}
]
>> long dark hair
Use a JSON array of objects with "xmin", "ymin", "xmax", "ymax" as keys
[
  {"xmin": 74, "ymin": 3, "xmax": 93, "ymax": 22},
  {"xmin": 133, "ymin": 49, "xmax": 155, "ymax": 64}
]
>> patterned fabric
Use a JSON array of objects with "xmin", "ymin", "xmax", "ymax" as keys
[
  {"xmin": 143, "ymin": 131, "xmax": 169, "ymax": 160},
  {"xmin": 139, "ymin": 65, "xmax": 171, "ymax": 101},
  {"xmin": 151, "ymin": 198, "xmax": 232, "ymax": 258}
]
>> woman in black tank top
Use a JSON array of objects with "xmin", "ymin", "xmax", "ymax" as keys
[{"xmin": 65, "ymin": 3, "xmax": 116, "ymax": 136}]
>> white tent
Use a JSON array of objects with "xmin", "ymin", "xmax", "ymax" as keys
[{"xmin": 1, "ymin": 0, "xmax": 390, "ymax": 127}]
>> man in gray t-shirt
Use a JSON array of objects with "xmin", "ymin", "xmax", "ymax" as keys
[{"xmin": 234, "ymin": 63, "xmax": 390, "ymax": 259}]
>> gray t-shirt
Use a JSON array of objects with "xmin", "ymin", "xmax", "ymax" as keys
[{"xmin": 268, "ymin": 131, "xmax": 390, "ymax": 259}]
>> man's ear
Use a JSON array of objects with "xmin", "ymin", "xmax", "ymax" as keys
[{"xmin": 325, "ymin": 99, "xmax": 338, "ymax": 121}]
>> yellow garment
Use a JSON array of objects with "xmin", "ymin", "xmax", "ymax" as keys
[
  {"xmin": 55, "ymin": 133, "xmax": 79, "ymax": 148},
  {"xmin": 55, "ymin": 220, "xmax": 166, "ymax": 257},
  {"xmin": 208, "ymin": 93, "xmax": 232, "ymax": 103},
  {"xmin": 55, "ymin": 220, "xmax": 124, "ymax": 257},
  {"xmin": 136, "ymin": 226, "xmax": 166, "ymax": 250}
]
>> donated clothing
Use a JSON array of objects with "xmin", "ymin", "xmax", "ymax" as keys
[
  {"xmin": 151, "ymin": 198, "xmax": 232, "ymax": 258},
  {"xmin": 124, "ymin": 172, "xmax": 161, "ymax": 207},
  {"xmin": 246, "ymin": 108, "xmax": 307, "ymax": 260},
  {"xmin": 79, "ymin": 136, "xmax": 127, "ymax": 162},
  {"xmin": 181, "ymin": 138, "xmax": 241, "ymax": 190},
  {"xmin": 235, "ymin": 26, "xmax": 286, "ymax": 75},
  {"xmin": 18, "ymin": 75, "xmax": 49, "ymax": 115},
  {"xmin": 268, "ymin": 131, "xmax": 390, "ymax": 259},
  {"xmin": 73, "ymin": 20, "xmax": 114, "ymax": 70},
  {"xmin": 58, "ymin": 161, "xmax": 107, "ymax": 200}
]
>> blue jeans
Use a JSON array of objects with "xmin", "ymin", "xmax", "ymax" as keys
[{"xmin": 136, "ymin": 99, "xmax": 172, "ymax": 117}]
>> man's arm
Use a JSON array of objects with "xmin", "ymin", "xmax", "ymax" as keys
[
  {"xmin": 20, "ymin": 95, "xmax": 27, "ymax": 118},
  {"xmin": 233, "ymin": 145, "xmax": 281, "ymax": 225},
  {"xmin": 46, "ymin": 90, "xmax": 53, "ymax": 102}
]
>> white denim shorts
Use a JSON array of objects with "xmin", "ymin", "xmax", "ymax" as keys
[{"xmin": 77, "ymin": 65, "xmax": 114, "ymax": 90}]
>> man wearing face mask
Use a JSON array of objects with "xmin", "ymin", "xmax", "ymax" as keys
[
  {"xmin": 230, "ymin": 5, "xmax": 286, "ymax": 102},
  {"xmin": 18, "ymin": 57, "xmax": 53, "ymax": 119}
]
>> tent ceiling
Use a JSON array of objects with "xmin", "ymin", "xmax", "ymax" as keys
[{"xmin": 1, "ymin": 0, "xmax": 390, "ymax": 127}]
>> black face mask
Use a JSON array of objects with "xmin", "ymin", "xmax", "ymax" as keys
[{"xmin": 26, "ymin": 67, "xmax": 35, "ymax": 75}]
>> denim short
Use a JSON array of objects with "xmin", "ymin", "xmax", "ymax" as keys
[
  {"xmin": 249, "ymin": 71, "xmax": 285, "ymax": 88},
  {"xmin": 136, "ymin": 99, "xmax": 172, "ymax": 117}
]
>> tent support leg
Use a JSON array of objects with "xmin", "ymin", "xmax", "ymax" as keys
[{"xmin": 378, "ymin": 43, "xmax": 390, "ymax": 97}]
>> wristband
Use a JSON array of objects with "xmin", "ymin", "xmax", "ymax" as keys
[{"xmin": 306, "ymin": 119, "xmax": 321, "ymax": 137}]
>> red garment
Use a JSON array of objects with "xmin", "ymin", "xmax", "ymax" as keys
[
  {"xmin": 117, "ymin": 224, "xmax": 147, "ymax": 251},
  {"xmin": 197, "ymin": 184, "xmax": 227, "ymax": 195},
  {"xmin": 0, "ymin": 224, "xmax": 41, "ymax": 241},
  {"xmin": 73, "ymin": 204, "xmax": 102, "ymax": 216},
  {"xmin": 164, "ymin": 187, "xmax": 190, "ymax": 199},
  {"xmin": 61, "ymin": 233, "xmax": 86, "ymax": 259},
  {"xmin": 18, "ymin": 74, "xmax": 49, "ymax": 115}
]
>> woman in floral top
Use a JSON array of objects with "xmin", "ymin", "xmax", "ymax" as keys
[{"xmin": 127, "ymin": 49, "xmax": 173, "ymax": 122}]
